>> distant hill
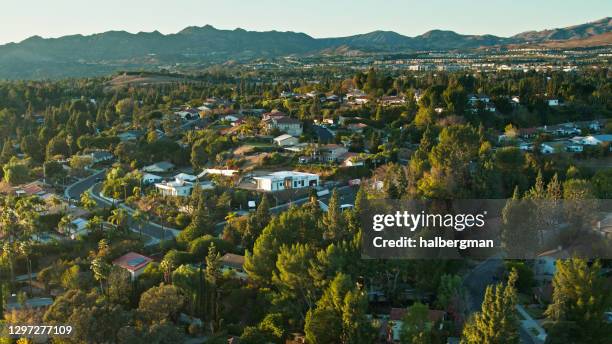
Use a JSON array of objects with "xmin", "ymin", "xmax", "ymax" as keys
[
  {"xmin": 0, "ymin": 17, "xmax": 610, "ymax": 79},
  {"xmin": 512, "ymin": 17, "xmax": 611, "ymax": 42}
]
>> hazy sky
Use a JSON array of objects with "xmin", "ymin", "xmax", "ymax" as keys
[{"xmin": 1, "ymin": 0, "xmax": 610, "ymax": 44}]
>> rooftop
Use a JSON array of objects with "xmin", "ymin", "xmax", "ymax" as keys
[{"xmin": 113, "ymin": 252, "xmax": 153, "ymax": 272}]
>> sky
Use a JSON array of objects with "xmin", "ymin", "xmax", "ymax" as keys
[{"xmin": 0, "ymin": 0, "xmax": 610, "ymax": 44}]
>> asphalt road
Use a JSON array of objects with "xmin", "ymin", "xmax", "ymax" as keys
[
  {"xmin": 65, "ymin": 169, "xmax": 107, "ymax": 200},
  {"xmin": 65, "ymin": 169, "xmax": 359, "ymax": 243}
]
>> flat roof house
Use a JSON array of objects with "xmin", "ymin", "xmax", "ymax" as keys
[
  {"xmin": 113, "ymin": 252, "xmax": 153, "ymax": 281},
  {"xmin": 142, "ymin": 173, "xmax": 163, "ymax": 185},
  {"xmin": 254, "ymin": 171, "xmax": 319, "ymax": 192},
  {"xmin": 273, "ymin": 134, "xmax": 299, "ymax": 147}
]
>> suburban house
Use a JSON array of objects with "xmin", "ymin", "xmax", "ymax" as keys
[
  {"xmin": 265, "ymin": 116, "xmax": 303, "ymax": 136},
  {"xmin": 346, "ymin": 122, "xmax": 368, "ymax": 134},
  {"xmin": 380, "ymin": 95, "xmax": 405, "ymax": 106},
  {"xmin": 155, "ymin": 180, "xmax": 193, "ymax": 197},
  {"xmin": 142, "ymin": 173, "xmax": 163, "ymax": 185},
  {"xmin": 87, "ymin": 150, "xmax": 114, "ymax": 164},
  {"xmin": 254, "ymin": 171, "xmax": 319, "ymax": 192},
  {"xmin": 467, "ymin": 94, "xmax": 496, "ymax": 112},
  {"xmin": 342, "ymin": 153, "xmax": 365, "ymax": 167},
  {"xmin": 281, "ymin": 91, "xmax": 297, "ymax": 98},
  {"xmin": 319, "ymin": 144, "xmax": 349, "ymax": 163},
  {"xmin": 345, "ymin": 89, "xmax": 369, "ymax": 105},
  {"xmin": 220, "ymin": 253, "xmax": 247, "ymax": 280},
  {"xmin": 540, "ymin": 144, "xmax": 555, "ymax": 154},
  {"xmin": 174, "ymin": 173, "xmax": 198, "ymax": 183},
  {"xmin": 534, "ymin": 248, "xmax": 570, "ymax": 283},
  {"xmin": 312, "ymin": 125, "xmax": 335, "ymax": 144},
  {"xmin": 70, "ymin": 217, "xmax": 90, "ymax": 239},
  {"xmin": 113, "ymin": 252, "xmax": 153, "ymax": 281},
  {"xmin": 273, "ymin": 134, "xmax": 299, "ymax": 147},
  {"xmin": 579, "ymin": 134, "xmax": 612, "ymax": 146},
  {"xmin": 262, "ymin": 110, "xmax": 287, "ymax": 121},
  {"xmin": 175, "ymin": 108, "xmax": 200, "ymax": 120},
  {"xmin": 545, "ymin": 123, "xmax": 580, "ymax": 136},
  {"xmin": 222, "ymin": 113, "xmax": 243, "ymax": 124},
  {"xmin": 155, "ymin": 173, "xmax": 213, "ymax": 197},
  {"xmin": 117, "ymin": 130, "xmax": 144, "ymax": 142},
  {"xmin": 142, "ymin": 161, "xmax": 175, "ymax": 173}
]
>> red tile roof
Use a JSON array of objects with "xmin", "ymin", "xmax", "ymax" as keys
[{"xmin": 112, "ymin": 252, "xmax": 152, "ymax": 272}]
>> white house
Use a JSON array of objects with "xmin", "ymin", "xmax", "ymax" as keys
[
  {"xmin": 540, "ymin": 144, "xmax": 555, "ymax": 154},
  {"xmin": 142, "ymin": 173, "xmax": 163, "ymax": 185},
  {"xmin": 254, "ymin": 171, "xmax": 319, "ymax": 192},
  {"xmin": 548, "ymin": 99, "xmax": 560, "ymax": 107},
  {"xmin": 565, "ymin": 144, "xmax": 583, "ymax": 153},
  {"xmin": 174, "ymin": 173, "xmax": 198, "ymax": 183},
  {"xmin": 273, "ymin": 134, "xmax": 299, "ymax": 147},
  {"xmin": 342, "ymin": 153, "xmax": 365, "ymax": 167},
  {"xmin": 88, "ymin": 150, "xmax": 114, "ymax": 163},
  {"xmin": 580, "ymin": 134, "xmax": 612, "ymax": 146},
  {"xmin": 113, "ymin": 252, "xmax": 153, "ymax": 281},
  {"xmin": 155, "ymin": 180, "xmax": 194, "ymax": 197}
]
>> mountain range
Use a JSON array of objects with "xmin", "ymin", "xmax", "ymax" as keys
[{"xmin": 0, "ymin": 17, "xmax": 610, "ymax": 80}]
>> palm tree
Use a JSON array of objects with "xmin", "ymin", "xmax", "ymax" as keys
[
  {"xmin": 90, "ymin": 256, "xmax": 110, "ymax": 294},
  {"xmin": 80, "ymin": 191, "xmax": 97, "ymax": 211},
  {"xmin": 132, "ymin": 210, "xmax": 149, "ymax": 239},
  {"xmin": 108, "ymin": 208, "xmax": 128, "ymax": 232},
  {"xmin": 58, "ymin": 215, "xmax": 77, "ymax": 239},
  {"xmin": 2, "ymin": 242, "xmax": 15, "ymax": 285},
  {"xmin": 160, "ymin": 256, "xmax": 175, "ymax": 284},
  {"xmin": 86, "ymin": 216, "xmax": 104, "ymax": 234},
  {"xmin": 19, "ymin": 241, "xmax": 33, "ymax": 295}
]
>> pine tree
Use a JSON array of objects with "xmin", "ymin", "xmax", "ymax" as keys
[
  {"xmin": 461, "ymin": 269, "xmax": 519, "ymax": 344},
  {"xmin": 323, "ymin": 189, "xmax": 345, "ymax": 241},
  {"xmin": 544, "ymin": 258, "xmax": 611, "ymax": 343}
]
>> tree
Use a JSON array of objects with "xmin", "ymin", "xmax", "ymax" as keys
[
  {"xmin": 305, "ymin": 273, "xmax": 375, "ymax": 344},
  {"xmin": 3, "ymin": 160, "xmax": 30, "ymax": 185},
  {"xmin": 80, "ymin": 191, "xmax": 97, "ymax": 211},
  {"xmin": 323, "ymin": 189, "xmax": 345, "ymax": 241},
  {"xmin": 160, "ymin": 255, "xmax": 176, "ymax": 284},
  {"xmin": 591, "ymin": 169, "xmax": 612, "ymax": 198},
  {"xmin": 544, "ymin": 258, "xmax": 611, "ymax": 343},
  {"xmin": 58, "ymin": 214, "xmax": 77, "ymax": 238},
  {"xmin": 132, "ymin": 210, "xmax": 149, "ymax": 239},
  {"xmin": 400, "ymin": 302, "xmax": 431, "ymax": 344},
  {"xmin": 90, "ymin": 256, "xmax": 110, "ymax": 293},
  {"xmin": 86, "ymin": 215, "xmax": 104, "ymax": 234},
  {"xmin": 138, "ymin": 284, "xmax": 184, "ymax": 323},
  {"xmin": 108, "ymin": 208, "xmax": 128, "ymax": 232},
  {"xmin": 436, "ymin": 274, "xmax": 464, "ymax": 311},
  {"xmin": 461, "ymin": 269, "xmax": 519, "ymax": 344},
  {"xmin": 107, "ymin": 266, "xmax": 133, "ymax": 306},
  {"xmin": 18, "ymin": 241, "xmax": 33, "ymax": 294}
]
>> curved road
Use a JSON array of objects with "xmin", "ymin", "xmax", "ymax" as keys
[{"xmin": 65, "ymin": 169, "xmax": 178, "ymax": 244}]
